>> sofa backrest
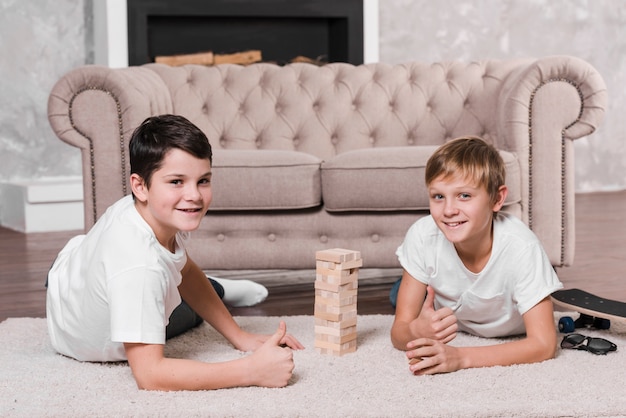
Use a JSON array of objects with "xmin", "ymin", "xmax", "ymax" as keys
[
  {"xmin": 49, "ymin": 56, "xmax": 608, "ymax": 267},
  {"xmin": 144, "ymin": 60, "xmax": 529, "ymax": 159}
]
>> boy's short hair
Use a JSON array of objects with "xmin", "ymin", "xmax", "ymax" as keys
[
  {"xmin": 129, "ymin": 114, "xmax": 213, "ymax": 188},
  {"xmin": 425, "ymin": 136, "xmax": 505, "ymax": 202}
]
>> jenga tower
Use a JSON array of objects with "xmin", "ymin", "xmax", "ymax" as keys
[{"xmin": 314, "ymin": 248, "xmax": 361, "ymax": 356}]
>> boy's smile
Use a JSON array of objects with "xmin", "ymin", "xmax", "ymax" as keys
[
  {"xmin": 442, "ymin": 220, "xmax": 466, "ymax": 228},
  {"xmin": 131, "ymin": 148, "xmax": 212, "ymax": 250}
]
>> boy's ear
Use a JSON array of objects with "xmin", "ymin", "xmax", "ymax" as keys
[
  {"xmin": 130, "ymin": 173, "xmax": 148, "ymax": 202},
  {"xmin": 492, "ymin": 185, "xmax": 508, "ymax": 212}
]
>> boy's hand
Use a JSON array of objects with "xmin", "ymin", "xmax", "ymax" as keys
[
  {"xmin": 409, "ymin": 286, "xmax": 457, "ymax": 343},
  {"xmin": 406, "ymin": 338, "xmax": 464, "ymax": 375},
  {"xmin": 274, "ymin": 323, "xmax": 305, "ymax": 350},
  {"xmin": 247, "ymin": 321, "xmax": 296, "ymax": 387},
  {"xmin": 233, "ymin": 323, "xmax": 305, "ymax": 352}
]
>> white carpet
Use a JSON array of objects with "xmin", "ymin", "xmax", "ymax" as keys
[{"xmin": 1, "ymin": 315, "xmax": 625, "ymax": 417}]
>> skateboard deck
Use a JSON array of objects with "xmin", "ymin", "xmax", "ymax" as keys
[{"xmin": 551, "ymin": 288, "xmax": 626, "ymax": 332}]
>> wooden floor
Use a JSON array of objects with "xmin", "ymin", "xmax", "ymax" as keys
[{"xmin": 1, "ymin": 191, "xmax": 625, "ymax": 322}]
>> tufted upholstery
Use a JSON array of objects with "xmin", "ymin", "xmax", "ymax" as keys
[
  {"xmin": 48, "ymin": 56, "xmax": 607, "ymax": 270},
  {"xmin": 146, "ymin": 61, "xmax": 521, "ymax": 156}
]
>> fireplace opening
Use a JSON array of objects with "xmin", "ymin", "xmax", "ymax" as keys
[{"xmin": 127, "ymin": 0, "xmax": 365, "ymax": 66}]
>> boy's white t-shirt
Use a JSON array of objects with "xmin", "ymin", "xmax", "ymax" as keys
[
  {"xmin": 396, "ymin": 212, "xmax": 563, "ymax": 338},
  {"xmin": 46, "ymin": 195, "xmax": 188, "ymax": 362}
]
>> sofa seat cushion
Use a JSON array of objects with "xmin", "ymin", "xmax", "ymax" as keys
[
  {"xmin": 210, "ymin": 150, "xmax": 322, "ymax": 210},
  {"xmin": 321, "ymin": 146, "xmax": 521, "ymax": 212}
]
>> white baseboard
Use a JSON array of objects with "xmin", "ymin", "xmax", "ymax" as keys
[{"xmin": 0, "ymin": 177, "xmax": 84, "ymax": 233}]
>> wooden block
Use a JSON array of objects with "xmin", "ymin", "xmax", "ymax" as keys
[
  {"xmin": 315, "ymin": 288, "xmax": 358, "ymax": 300},
  {"xmin": 314, "ymin": 303, "xmax": 357, "ymax": 315},
  {"xmin": 314, "ymin": 338, "xmax": 357, "ymax": 355},
  {"xmin": 313, "ymin": 308, "xmax": 357, "ymax": 322},
  {"xmin": 316, "ymin": 258, "xmax": 363, "ymax": 271},
  {"xmin": 315, "ymin": 331, "xmax": 357, "ymax": 345},
  {"xmin": 315, "ymin": 270, "xmax": 358, "ymax": 286},
  {"xmin": 315, "ymin": 248, "xmax": 361, "ymax": 263},
  {"xmin": 408, "ymin": 357, "xmax": 422, "ymax": 365},
  {"xmin": 314, "ymin": 279, "xmax": 357, "ymax": 293},
  {"xmin": 316, "ymin": 260, "xmax": 337, "ymax": 270},
  {"xmin": 315, "ymin": 325, "xmax": 356, "ymax": 337},
  {"xmin": 314, "ymin": 316, "xmax": 357, "ymax": 329},
  {"xmin": 316, "ymin": 266, "xmax": 352, "ymax": 278},
  {"xmin": 314, "ymin": 294, "xmax": 357, "ymax": 307},
  {"xmin": 155, "ymin": 51, "xmax": 214, "ymax": 66}
]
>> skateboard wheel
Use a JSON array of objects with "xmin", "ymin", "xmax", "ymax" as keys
[
  {"xmin": 593, "ymin": 317, "xmax": 611, "ymax": 330},
  {"xmin": 558, "ymin": 316, "xmax": 575, "ymax": 333}
]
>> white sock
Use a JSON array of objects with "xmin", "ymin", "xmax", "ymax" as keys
[{"xmin": 207, "ymin": 276, "xmax": 269, "ymax": 307}]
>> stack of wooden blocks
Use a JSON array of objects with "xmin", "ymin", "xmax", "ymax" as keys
[{"xmin": 314, "ymin": 248, "xmax": 362, "ymax": 356}]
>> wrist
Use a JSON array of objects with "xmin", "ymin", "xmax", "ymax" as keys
[
  {"xmin": 456, "ymin": 347, "xmax": 473, "ymax": 370},
  {"xmin": 228, "ymin": 328, "xmax": 251, "ymax": 351}
]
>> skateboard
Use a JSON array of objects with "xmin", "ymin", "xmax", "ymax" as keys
[{"xmin": 551, "ymin": 288, "xmax": 626, "ymax": 333}]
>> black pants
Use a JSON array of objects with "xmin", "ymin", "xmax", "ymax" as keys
[{"xmin": 166, "ymin": 278, "xmax": 224, "ymax": 340}]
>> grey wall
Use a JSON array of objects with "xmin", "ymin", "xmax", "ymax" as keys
[
  {"xmin": 0, "ymin": 0, "xmax": 88, "ymax": 181},
  {"xmin": 379, "ymin": 0, "xmax": 626, "ymax": 192},
  {"xmin": 1, "ymin": 0, "xmax": 624, "ymax": 192}
]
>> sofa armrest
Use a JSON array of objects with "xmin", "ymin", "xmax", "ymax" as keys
[
  {"xmin": 496, "ymin": 55, "xmax": 607, "ymax": 266},
  {"xmin": 47, "ymin": 65, "xmax": 173, "ymax": 229}
]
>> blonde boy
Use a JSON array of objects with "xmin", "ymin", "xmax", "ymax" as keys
[{"xmin": 391, "ymin": 136, "xmax": 562, "ymax": 375}]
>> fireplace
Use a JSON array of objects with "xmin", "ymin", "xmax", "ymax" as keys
[{"xmin": 126, "ymin": 0, "xmax": 366, "ymax": 66}]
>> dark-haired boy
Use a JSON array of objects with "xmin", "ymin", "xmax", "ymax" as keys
[{"xmin": 47, "ymin": 114, "xmax": 303, "ymax": 390}]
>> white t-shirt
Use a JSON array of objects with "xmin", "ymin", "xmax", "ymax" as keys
[
  {"xmin": 46, "ymin": 195, "xmax": 188, "ymax": 362},
  {"xmin": 396, "ymin": 212, "xmax": 563, "ymax": 338}
]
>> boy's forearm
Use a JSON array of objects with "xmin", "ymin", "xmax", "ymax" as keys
[
  {"xmin": 456, "ymin": 336, "xmax": 556, "ymax": 370},
  {"xmin": 134, "ymin": 356, "xmax": 253, "ymax": 391},
  {"xmin": 458, "ymin": 297, "xmax": 557, "ymax": 369},
  {"xmin": 178, "ymin": 258, "xmax": 247, "ymax": 347},
  {"xmin": 182, "ymin": 280, "xmax": 247, "ymax": 348}
]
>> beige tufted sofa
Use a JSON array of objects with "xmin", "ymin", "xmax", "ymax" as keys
[{"xmin": 47, "ymin": 56, "xmax": 606, "ymax": 270}]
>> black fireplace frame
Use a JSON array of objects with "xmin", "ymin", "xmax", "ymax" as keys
[{"xmin": 127, "ymin": 0, "xmax": 364, "ymax": 66}]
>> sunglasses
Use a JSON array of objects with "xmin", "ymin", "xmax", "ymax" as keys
[{"xmin": 560, "ymin": 333, "xmax": 617, "ymax": 355}]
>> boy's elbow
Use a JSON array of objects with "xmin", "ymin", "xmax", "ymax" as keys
[
  {"xmin": 391, "ymin": 337, "xmax": 405, "ymax": 351},
  {"xmin": 125, "ymin": 343, "xmax": 174, "ymax": 391},
  {"xmin": 135, "ymin": 379, "xmax": 172, "ymax": 392},
  {"xmin": 390, "ymin": 327, "xmax": 410, "ymax": 351},
  {"xmin": 132, "ymin": 370, "xmax": 171, "ymax": 391},
  {"xmin": 534, "ymin": 337, "xmax": 557, "ymax": 363},
  {"xmin": 542, "ymin": 341, "xmax": 557, "ymax": 361},
  {"xmin": 134, "ymin": 376, "xmax": 161, "ymax": 391}
]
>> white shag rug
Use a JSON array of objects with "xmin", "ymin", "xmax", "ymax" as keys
[{"xmin": 1, "ymin": 315, "xmax": 625, "ymax": 417}]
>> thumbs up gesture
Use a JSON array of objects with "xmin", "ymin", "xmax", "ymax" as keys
[
  {"xmin": 411, "ymin": 286, "xmax": 458, "ymax": 343},
  {"xmin": 248, "ymin": 321, "xmax": 300, "ymax": 388}
]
